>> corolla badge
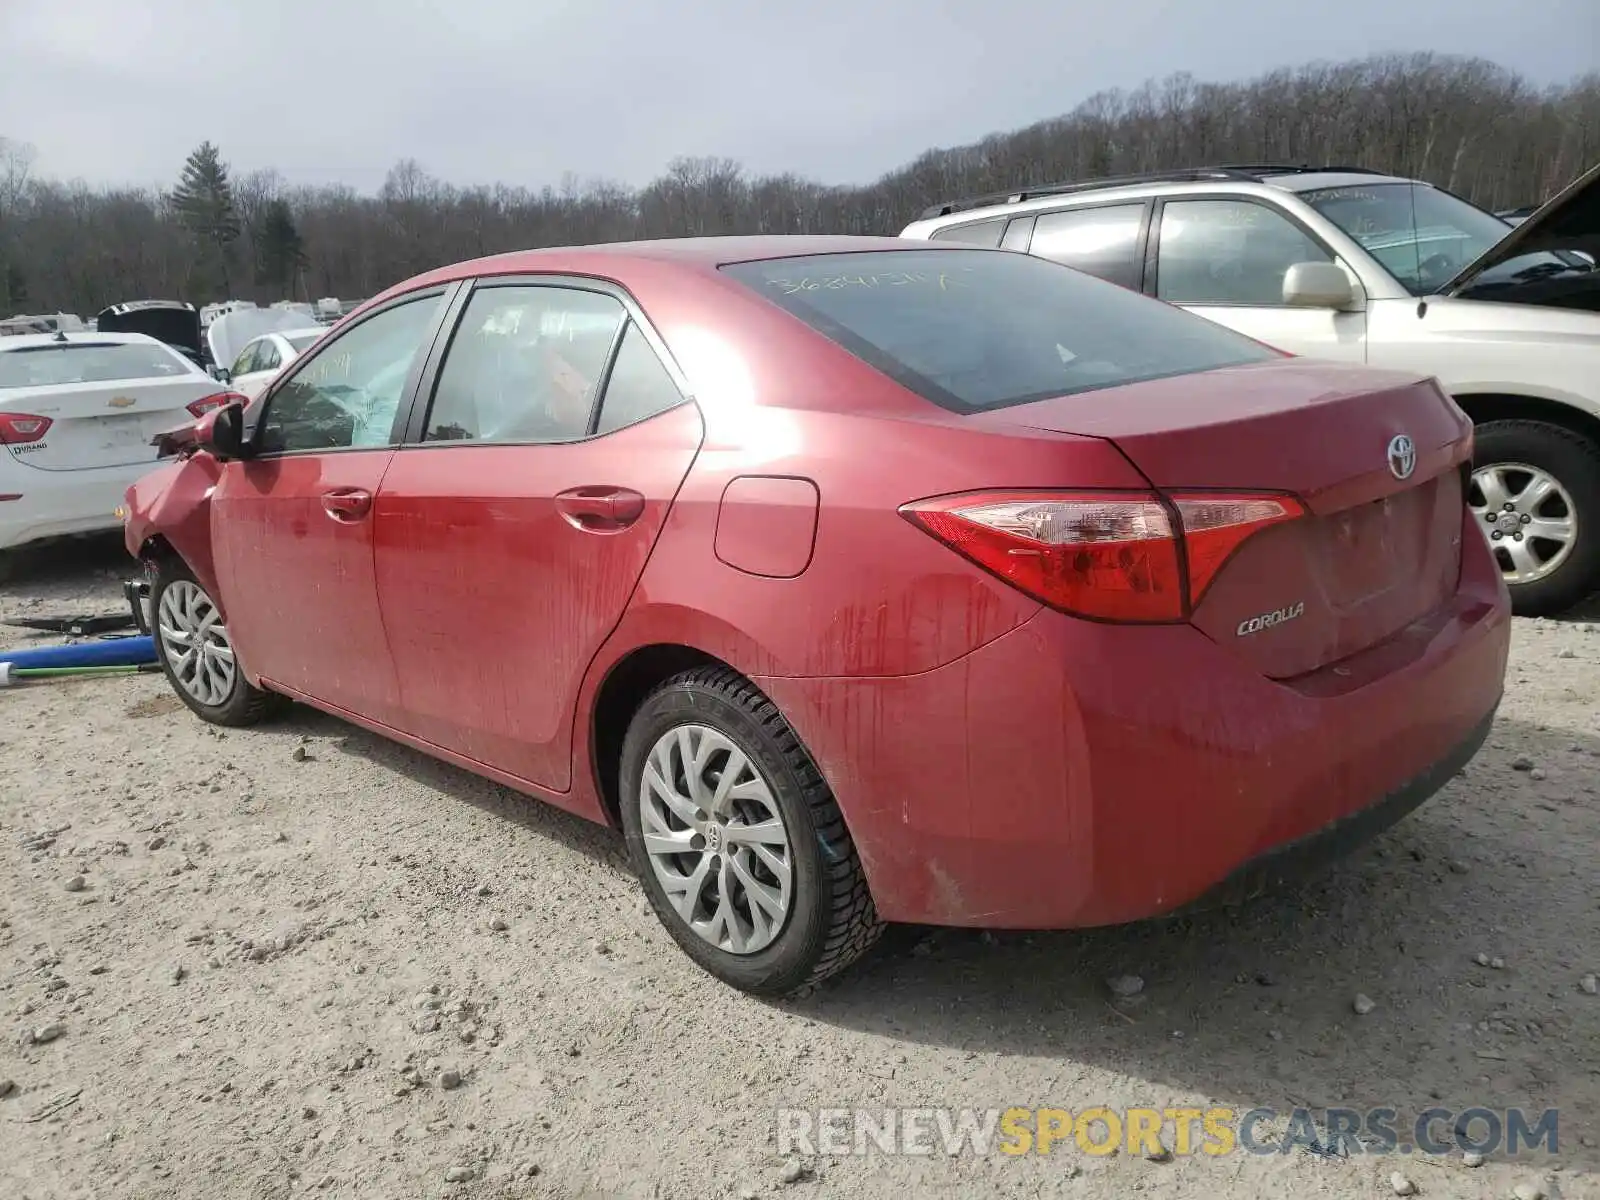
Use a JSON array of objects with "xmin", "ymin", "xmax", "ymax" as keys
[
  {"xmin": 1387, "ymin": 434, "xmax": 1416, "ymax": 481},
  {"xmin": 1236, "ymin": 601, "xmax": 1305, "ymax": 637}
]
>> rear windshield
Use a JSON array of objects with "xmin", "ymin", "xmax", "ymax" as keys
[
  {"xmin": 0, "ymin": 341, "xmax": 194, "ymax": 389},
  {"xmin": 719, "ymin": 249, "xmax": 1277, "ymax": 413}
]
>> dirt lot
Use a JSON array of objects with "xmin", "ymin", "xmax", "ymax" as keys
[{"xmin": 1, "ymin": 535, "xmax": 1596, "ymax": 1200}]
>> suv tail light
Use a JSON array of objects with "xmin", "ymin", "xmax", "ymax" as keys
[
  {"xmin": 187, "ymin": 391, "xmax": 247, "ymax": 419},
  {"xmin": 0, "ymin": 412, "xmax": 53, "ymax": 445},
  {"xmin": 901, "ymin": 489, "xmax": 1303, "ymax": 623}
]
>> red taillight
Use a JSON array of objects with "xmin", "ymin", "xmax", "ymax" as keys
[
  {"xmin": 1172, "ymin": 493, "xmax": 1303, "ymax": 603},
  {"xmin": 0, "ymin": 412, "xmax": 53, "ymax": 444},
  {"xmin": 901, "ymin": 489, "xmax": 1303, "ymax": 623},
  {"xmin": 187, "ymin": 391, "xmax": 247, "ymax": 419}
]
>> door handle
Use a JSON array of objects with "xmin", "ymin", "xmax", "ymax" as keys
[
  {"xmin": 320, "ymin": 488, "xmax": 373, "ymax": 521},
  {"xmin": 555, "ymin": 486, "xmax": 646, "ymax": 531}
]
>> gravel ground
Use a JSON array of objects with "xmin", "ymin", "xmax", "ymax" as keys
[{"xmin": 1, "ymin": 534, "xmax": 1597, "ymax": 1200}]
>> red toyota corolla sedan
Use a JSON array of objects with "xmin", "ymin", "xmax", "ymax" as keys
[{"xmin": 123, "ymin": 236, "xmax": 1510, "ymax": 995}]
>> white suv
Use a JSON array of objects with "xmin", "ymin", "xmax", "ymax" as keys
[{"xmin": 901, "ymin": 163, "xmax": 1600, "ymax": 615}]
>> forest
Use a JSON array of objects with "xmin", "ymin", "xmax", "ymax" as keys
[{"xmin": 1, "ymin": 51, "xmax": 1596, "ymax": 317}]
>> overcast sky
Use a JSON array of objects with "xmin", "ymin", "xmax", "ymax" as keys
[{"xmin": 1, "ymin": 0, "xmax": 1595, "ymax": 194}]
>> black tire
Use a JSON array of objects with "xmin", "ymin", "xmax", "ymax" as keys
[
  {"xmin": 150, "ymin": 556, "xmax": 286, "ymax": 726},
  {"xmin": 1471, "ymin": 419, "xmax": 1600, "ymax": 617},
  {"xmin": 0, "ymin": 545, "xmax": 36, "ymax": 585},
  {"xmin": 618, "ymin": 666, "xmax": 883, "ymax": 996}
]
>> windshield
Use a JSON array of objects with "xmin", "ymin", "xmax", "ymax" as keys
[
  {"xmin": 0, "ymin": 341, "xmax": 193, "ymax": 389},
  {"xmin": 1302, "ymin": 182, "xmax": 1586, "ymax": 295},
  {"xmin": 719, "ymin": 249, "xmax": 1277, "ymax": 414}
]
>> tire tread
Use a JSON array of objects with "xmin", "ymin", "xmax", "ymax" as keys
[
  {"xmin": 1473, "ymin": 418, "xmax": 1600, "ymax": 616},
  {"xmin": 636, "ymin": 665, "xmax": 883, "ymax": 994}
]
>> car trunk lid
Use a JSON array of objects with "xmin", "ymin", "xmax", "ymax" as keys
[
  {"xmin": 977, "ymin": 360, "xmax": 1474, "ymax": 677},
  {"xmin": 94, "ymin": 302, "xmax": 205, "ymax": 365},
  {"xmin": 2, "ymin": 375, "xmax": 220, "ymax": 472}
]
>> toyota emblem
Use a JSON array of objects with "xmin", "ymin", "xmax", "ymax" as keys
[{"xmin": 1386, "ymin": 434, "xmax": 1416, "ymax": 481}]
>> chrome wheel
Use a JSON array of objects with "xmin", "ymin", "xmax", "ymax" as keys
[
  {"xmin": 1469, "ymin": 461, "xmax": 1578, "ymax": 585},
  {"xmin": 157, "ymin": 580, "xmax": 237, "ymax": 707},
  {"xmin": 638, "ymin": 724, "xmax": 793, "ymax": 955}
]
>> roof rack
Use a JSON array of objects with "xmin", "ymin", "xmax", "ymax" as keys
[{"xmin": 918, "ymin": 163, "xmax": 1394, "ymax": 219}]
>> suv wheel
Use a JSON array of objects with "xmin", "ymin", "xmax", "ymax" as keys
[
  {"xmin": 618, "ymin": 666, "xmax": 883, "ymax": 996},
  {"xmin": 1469, "ymin": 419, "xmax": 1600, "ymax": 616}
]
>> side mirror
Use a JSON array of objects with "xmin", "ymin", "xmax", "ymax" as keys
[
  {"xmin": 1282, "ymin": 262, "xmax": 1361, "ymax": 311},
  {"xmin": 195, "ymin": 402, "xmax": 247, "ymax": 461},
  {"xmin": 208, "ymin": 364, "xmax": 232, "ymax": 384}
]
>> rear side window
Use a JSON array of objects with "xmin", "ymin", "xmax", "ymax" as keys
[
  {"xmin": 929, "ymin": 218, "xmax": 1006, "ymax": 248},
  {"xmin": 1028, "ymin": 203, "xmax": 1146, "ymax": 288},
  {"xmin": 719, "ymin": 249, "xmax": 1276, "ymax": 414},
  {"xmin": 424, "ymin": 285, "xmax": 625, "ymax": 444},
  {"xmin": 594, "ymin": 323, "xmax": 684, "ymax": 434},
  {"xmin": 0, "ymin": 341, "xmax": 193, "ymax": 389}
]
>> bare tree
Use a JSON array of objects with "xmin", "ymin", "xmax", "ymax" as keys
[{"xmin": 3, "ymin": 55, "xmax": 1596, "ymax": 315}]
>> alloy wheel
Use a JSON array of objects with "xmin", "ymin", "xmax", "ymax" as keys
[
  {"xmin": 157, "ymin": 580, "xmax": 238, "ymax": 707},
  {"xmin": 637, "ymin": 723, "xmax": 794, "ymax": 954},
  {"xmin": 1469, "ymin": 461, "xmax": 1578, "ymax": 585}
]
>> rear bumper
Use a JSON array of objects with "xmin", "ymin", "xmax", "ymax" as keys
[
  {"xmin": 1171, "ymin": 704, "xmax": 1495, "ymax": 915},
  {"xmin": 756, "ymin": 511, "xmax": 1511, "ymax": 928},
  {"xmin": 0, "ymin": 459, "xmax": 149, "ymax": 552}
]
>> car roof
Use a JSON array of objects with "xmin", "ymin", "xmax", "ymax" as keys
[
  {"xmin": 0, "ymin": 331, "xmax": 168, "ymax": 351},
  {"xmin": 1260, "ymin": 170, "xmax": 1419, "ymax": 193},
  {"xmin": 349, "ymin": 235, "xmax": 957, "ymax": 321},
  {"xmin": 439, "ymin": 235, "xmax": 930, "ymax": 276},
  {"xmin": 906, "ymin": 165, "xmax": 1426, "ymax": 228}
]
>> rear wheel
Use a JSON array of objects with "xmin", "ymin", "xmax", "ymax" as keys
[
  {"xmin": 618, "ymin": 666, "xmax": 882, "ymax": 996},
  {"xmin": 1469, "ymin": 419, "xmax": 1600, "ymax": 616},
  {"xmin": 151, "ymin": 557, "xmax": 285, "ymax": 726}
]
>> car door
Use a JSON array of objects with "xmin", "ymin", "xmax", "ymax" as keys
[
  {"xmin": 210, "ymin": 286, "xmax": 455, "ymax": 724},
  {"xmin": 372, "ymin": 277, "xmax": 703, "ymax": 791},
  {"xmin": 1147, "ymin": 196, "xmax": 1368, "ymax": 362}
]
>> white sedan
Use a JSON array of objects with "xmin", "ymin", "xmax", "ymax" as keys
[
  {"xmin": 0, "ymin": 331, "xmax": 235, "ymax": 560},
  {"xmin": 222, "ymin": 327, "xmax": 326, "ymax": 399}
]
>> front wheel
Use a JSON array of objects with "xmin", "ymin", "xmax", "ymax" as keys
[
  {"xmin": 1469, "ymin": 419, "xmax": 1600, "ymax": 616},
  {"xmin": 150, "ymin": 557, "xmax": 286, "ymax": 726},
  {"xmin": 618, "ymin": 667, "xmax": 883, "ymax": 996}
]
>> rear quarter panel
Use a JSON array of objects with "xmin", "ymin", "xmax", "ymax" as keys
[{"xmin": 591, "ymin": 265, "xmax": 1159, "ymax": 680}]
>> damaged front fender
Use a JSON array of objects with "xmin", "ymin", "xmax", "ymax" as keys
[{"xmin": 122, "ymin": 453, "xmax": 226, "ymax": 610}]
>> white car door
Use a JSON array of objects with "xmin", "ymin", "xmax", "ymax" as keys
[{"xmin": 1150, "ymin": 197, "xmax": 1369, "ymax": 363}]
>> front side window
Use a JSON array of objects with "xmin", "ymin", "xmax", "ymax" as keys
[
  {"xmin": 257, "ymin": 294, "xmax": 443, "ymax": 454},
  {"xmin": 1027, "ymin": 203, "xmax": 1145, "ymax": 287},
  {"xmin": 255, "ymin": 340, "xmax": 282, "ymax": 372},
  {"xmin": 720, "ymin": 248, "xmax": 1277, "ymax": 414},
  {"xmin": 424, "ymin": 286, "xmax": 624, "ymax": 444},
  {"xmin": 1156, "ymin": 199, "xmax": 1334, "ymax": 306},
  {"xmin": 0, "ymin": 341, "xmax": 195, "ymax": 389},
  {"xmin": 1302, "ymin": 182, "xmax": 1585, "ymax": 296},
  {"xmin": 230, "ymin": 341, "xmax": 261, "ymax": 377}
]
